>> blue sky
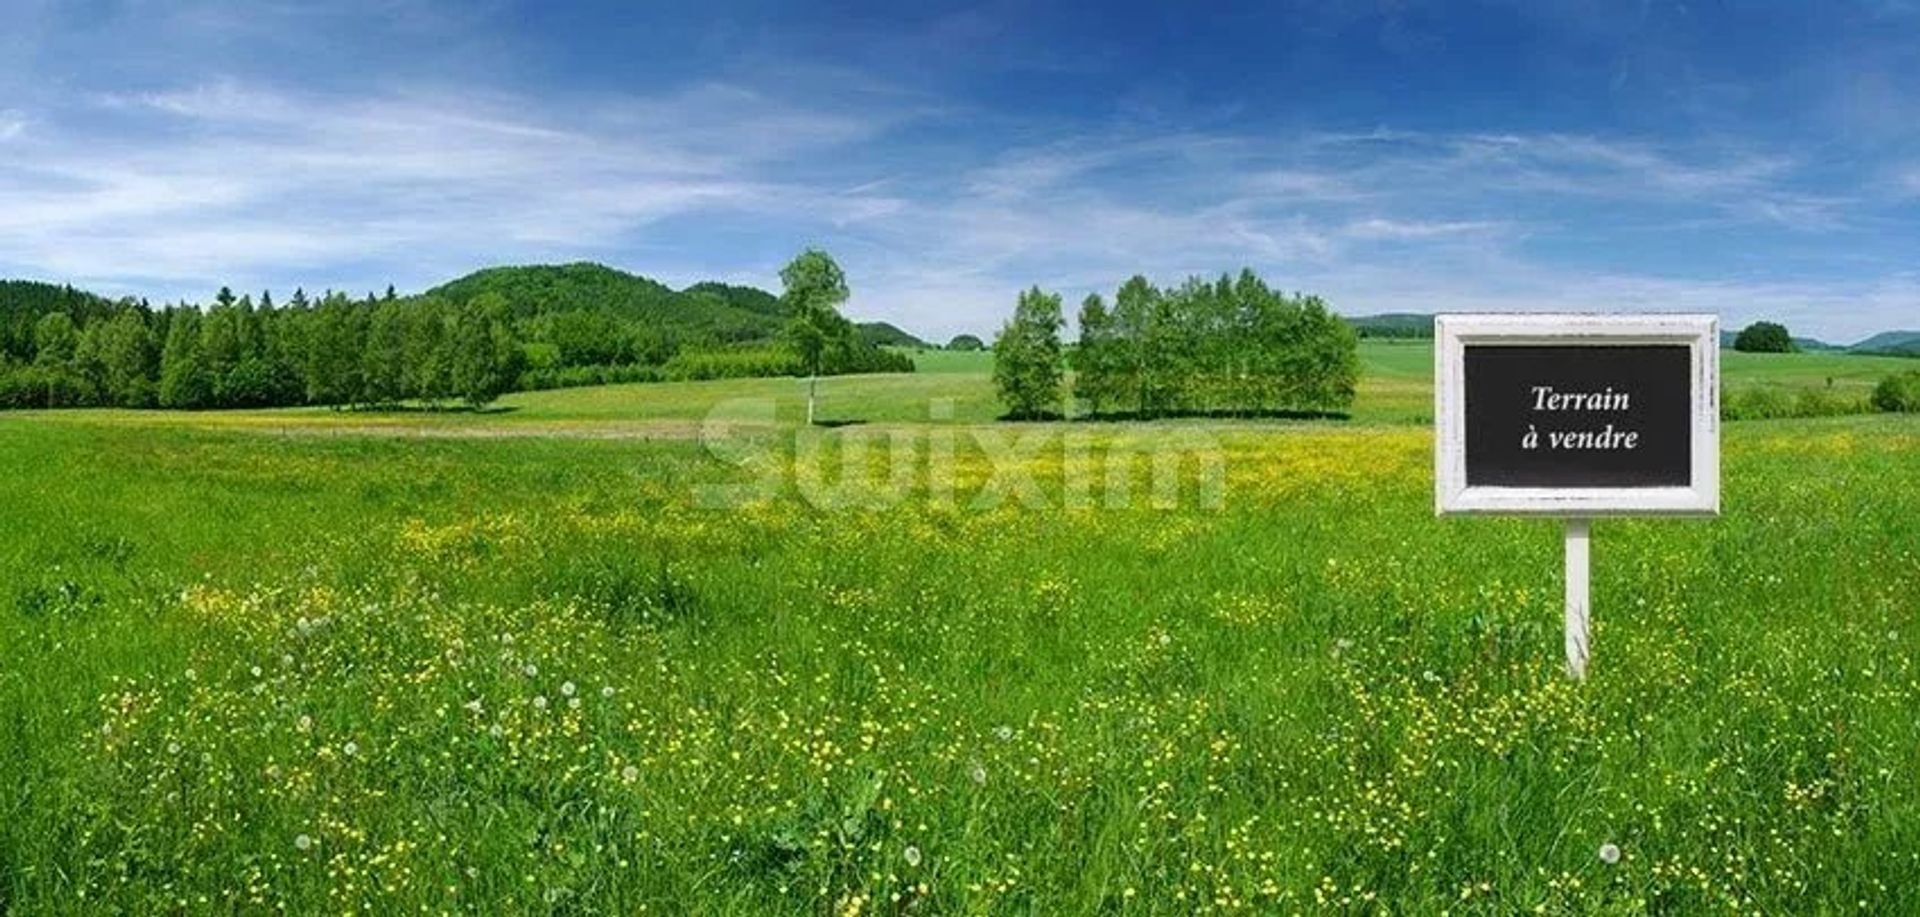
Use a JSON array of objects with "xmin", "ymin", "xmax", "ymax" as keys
[{"xmin": 2, "ymin": 1, "xmax": 1917, "ymax": 342}]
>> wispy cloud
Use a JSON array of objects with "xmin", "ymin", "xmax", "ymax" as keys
[
  {"xmin": 0, "ymin": 79, "xmax": 909, "ymax": 298},
  {"xmin": 0, "ymin": 46, "xmax": 1915, "ymax": 342}
]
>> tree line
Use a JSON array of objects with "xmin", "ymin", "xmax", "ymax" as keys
[
  {"xmin": 0, "ymin": 287, "xmax": 523, "ymax": 410},
  {"xmin": 0, "ymin": 249, "xmax": 914, "ymax": 412},
  {"xmin": 993, "ymin": 269, "xmax": 1359, "ymax": 419}
]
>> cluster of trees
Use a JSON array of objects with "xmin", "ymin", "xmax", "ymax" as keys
[
  {"xmin": 1734, "ymin": 321, "xmax": 1796, "ymax": 353},
  {"xmin": 0, "ymin": 286, "xmax": 523, "ymax": 410},
  {"xmin": 435, "ymin": 260, "xmax": 910, "ymax": 391},
  {"xmin": 1874, "ymin": 370, "xmax": 1920, "ymax": 413},
  {"xmin": 993, "ymin": 270, "xmax": 1359, "ymax": 419},
  {"xmin": 0, "ymin": 249, "xmax": 919, "ymax": 413}
]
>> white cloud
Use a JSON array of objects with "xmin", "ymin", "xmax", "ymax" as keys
[
  {"xmin": 0, "ymin": 79, "xmax": 907, "ymax": 297},
  {"xmin": 0, "ymin": 72, "xmax": 1912, "ymax": 343},
  {"xmin": 1341, "ymin": 218, "xmax": 1503, "ymax": 240}
]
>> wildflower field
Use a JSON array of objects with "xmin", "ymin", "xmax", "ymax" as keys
[{"xmin": 3, "ymin": 345, "xmax": 1919, "ymax": 913}]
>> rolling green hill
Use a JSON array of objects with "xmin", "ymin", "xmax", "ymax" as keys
[
  {"xmin": 1344, "ymin": 312, "xmax": 1433, "ymax": 338},
  {"xmin": 1851, "ymin": 330, "xmax": 1920, "ymax": 356},
  {"xmin": 857, "ymin": 321, "xmax": 933, "ymax": 349},
  {"xmin": 427, "ymin": 263, "xmax": 783, "ymax": 345},
  {"xmin": 0, "ymin": 280, "xmax": 125, "ymax": 361},
  {"xmin": 428, "ymin": 263, "xmax": 937, "ymax": 353}
]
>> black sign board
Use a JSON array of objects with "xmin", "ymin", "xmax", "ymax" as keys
[
  {"xmin": 1435, "ymin": 314, "xmax": 1718, "ymax": 516},
  {"xmin": 1463, "ymin": 345, "xmax": 1691, "ymax": 488}
]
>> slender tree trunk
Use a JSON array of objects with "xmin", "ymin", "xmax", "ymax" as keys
[{"xmin": 807, "ymin": 372, "xmax": 817, "ymax": 426}]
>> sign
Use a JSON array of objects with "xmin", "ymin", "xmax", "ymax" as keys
[
  {"xmin": 1436, "ymin": 314, "xmax": 1719, "ymax": 515},
  {"xmin": 1433, "ymin": 313, "xmax": 1720, "ymax": 680},
  {"xmin": 1465, "ymin": 345, "xmax": 1690, "ymax": 488}
]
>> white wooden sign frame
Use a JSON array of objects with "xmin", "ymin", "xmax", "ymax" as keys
[
  {"xmin": 1434, "ymin": 313, "xmax": 1720, "ymax": 517},
  {"xmin": 1433, "ymin": 312, "xmax": 1720, "ymax": 681}
]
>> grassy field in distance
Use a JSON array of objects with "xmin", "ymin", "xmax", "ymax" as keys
[
  {"xmin": 2, "ymin": 340, "xmax": 1918, "ymax": 912},
  {"xmin": 19, "ymin": 340, "xmax": 1913, "ymax": 434}
]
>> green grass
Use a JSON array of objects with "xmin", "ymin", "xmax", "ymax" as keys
[
  {"xmin": 894, "ymin": 347, "xmax": 993, "ymax": 375},
  {"xmin": 28, "ymin": 340, "xmax": 1904, "ymax": 435},
  {"xmin": 3, "ymin": 350, "xmax": 1919, "ymax": 913}
]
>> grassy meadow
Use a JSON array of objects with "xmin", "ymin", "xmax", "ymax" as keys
[{"xmin": 2, "ymin": 341, "xmax": 1919, "ymax": 913}]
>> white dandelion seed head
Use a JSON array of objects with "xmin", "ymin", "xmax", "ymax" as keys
[
  {"xmin": 561, "ymin": 681, "xmax": 576, "ymax": 697},
  {"xmin": 994, "ymin": 726, "xmax": 1014, "ymax": 741},
  {"xmin": 294, "ymin": 834, "xmax": 313, "ymax": 851},
  {"xmin": 969, "ymin": 762, "xmax": 987, "ymax": 786},
  {"xmin": 489, "ymin": 723, "xmax": 504, "ymax": 738},
  {"xmin": 184, "ymin": 668, "xmax": 197, "ymax": 681},
  {"xmin": 523, "ymin": 663, "xmax": 538, "ymax": 677},
  {"xmin": 568, "ymin": 697, "xmax": 581, "ymax": 710},
  {"xmin": 1598, "ymin": 843, "xmax": 1621, "ymax": 865},
  {"xmin": 167, "ymin": 742, "xmax": 181, "ymax": 755},
  {"xmin": 621, "ymin": 765, "xmax": 640, "ymax": 783},
  {"xmin": 343, "ymin": 741, "xmax": 359, "ymax": 757},
  {"xmin": 904, "ymin": 845, "xmax": 923, "ymax": 868},
  {"xmin": 601, "ymin": 686, "xmax": 615, "ymax": 699},
  {"xmin": 532, "ymin": 696, "xmax": 548, "ymax": 710},
  {"xmin": 250, "ymin": 666, "xmax": 262, "ymax": 678},
  {"xmin": 297, "ymin": 715, "xmax": 312, "ymax": 732}
]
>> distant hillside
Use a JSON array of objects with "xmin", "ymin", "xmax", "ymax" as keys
[
  {"xmin": 427, "ymin": 263, "xmax": 784, "ymax": 345},
  {"xmin": 1718, "ymin": 331, "xmax": 1832, "ymax": 352},
  {"xmin": 1851, "ymin": 330, "xmax": 1920, "ymax": 356},
  {"xmin": 1345, "ymin": 313, "xmax": 1433, "ymax": 338},
  {"xmin": 0, "ymin": 280, "xmax": 124, "ymax": 361},
  {"xmin": 421, "ymin": 262, "xmax": 921, "ymax": 382},
  {"xmin": 427, "ymin": 264, "xmax": 937, "ymax": 353},
  {"xmin": 858, "ymin": 321, "xmax": 932, "ymax": 349}
]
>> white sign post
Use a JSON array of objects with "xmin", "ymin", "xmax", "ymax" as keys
[
  {"xmin": 1435, "ymin": 314, "xmax": 1720, "ymax": 680},
  {"xmin": 1564, "ymin": 517, "xmax": 1590, "ymax": 680}
]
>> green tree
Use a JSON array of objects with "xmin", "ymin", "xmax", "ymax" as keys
[
  {"xmin": 1292, "ymin": 295, "xmax": 1360, "ymax": 412},
  {"xmin": 363, "ymin": 299, "xmax": 411, "ymax": 405},
  {"xmin": 444, "ymin": 293, "xmax": 523, "ymax": 409},
  {"xmin": 1734, "ymin": 321, "xmax": 1795, "ymax": 353},
  {"xmin": 91, "ymin": 310, "xmax": 159, "ymax": 406},
  {"xmin": 1071, "ymin": 293, "xmax": 1122, "ymax": 415},
  {"xmin": 406, "ymin": 298, "xmax": 452, "ymax": 406},
  {"xmin": 1110, "ymin": 276, "xmax": 1157, "ymax": 415},
  {"xmin": 778, "ymin": 249, "xmax": 850, "ymax": 425},
  {"xmin": 992, "ymin": 286, "xmax": 1065, "ymax": 419},
  {"xmin": 158, "ymin": 309, "xmax": 211, "ymax": 408},
  {"xmin": 31, "ymin": 312, "xmax": 79, "ymax": 367},
  {"xmin": 305, "ymin": 294, "xmax": 366, "ymax": 408},
  {"xmin": 1872, "ymin": 370, "xmax": 1920, "ymax": 413},
  {"xmin": 947, "ymin": 334, "xmax": 985, "ymax": 352}
]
